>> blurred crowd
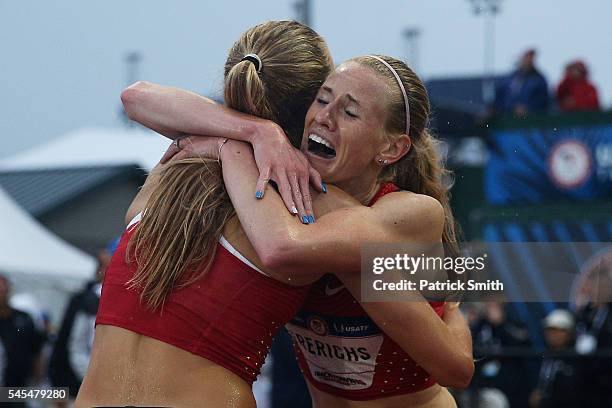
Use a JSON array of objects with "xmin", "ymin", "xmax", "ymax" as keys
[
  {"xmin": 0, "ymin": 242, "xmax": 114, "ymax": 407},
  {"xmin": 457, "ymin": 300, "xmax": 612, "ymax": 408},
  {"xmin": 455, "ymin": 249, "xmax": 612, "ymax": 408},
  {"xmin": 490, "ymin": 48, "xmax": 601, "ymax": 118}
]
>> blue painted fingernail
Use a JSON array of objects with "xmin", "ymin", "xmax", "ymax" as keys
[
  {"xmin": 255, "ymin": 190, "xmax": 264, "ymax": 199},
  {"xmin": 301, "ymin": 215, "xmax": 309, "ymax": 224},
  {"xmin": 309, "ymin": 215, "xmax": 316, "ymax": 223},
  {"xmin": 321, "ymin": 182, "xmax": 327, "ymax": 193}
]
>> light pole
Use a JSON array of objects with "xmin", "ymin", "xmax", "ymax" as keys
[
  {"xmin": 122, "ymin": 51, "xmax": 142, "ymax": 127},
  {"xmin": 403, "ymin": 27, "xmax": 421, "ymax": 73},
  {"xmin": 468, "ymin": 0, "xmax": 503, "ymax": 103},
  {"xmin": 294, "ymin": 0, "xmax": 312, "ymax": 27},
  {"xmin": 125, "ymin": 51, "xmax": 142, "ymax": 87}
]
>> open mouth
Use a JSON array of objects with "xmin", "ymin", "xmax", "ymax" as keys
[{"xmin": 307, "ymin": 134, "xmax": 336, "ymax": 159}]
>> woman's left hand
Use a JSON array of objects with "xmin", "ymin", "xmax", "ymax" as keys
[
  {"xmin": 160, "ymin": 132, "xmax": 323, "ymax": 222},
  {"xmin": 249, "ymin": 122, "xmax": 323, "ymax": 221}
]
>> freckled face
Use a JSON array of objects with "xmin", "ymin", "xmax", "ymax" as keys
[{"xmin": 301, "ymin": 62, "xmax": 391, "ymax": 183}]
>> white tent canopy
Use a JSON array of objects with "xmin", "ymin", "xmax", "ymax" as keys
[
  {"xmin": 0, "ymin": 127, "xmax": 171, "ymax": 324},
  {"xmin": 0, "ymin": 127, "xmax": 170, "ymax": 172},
  {"xmin": 0, "ymin": 186, "xmax": 97, "ymax": 323},
  {"xmin": 0, "ymin": 187, "xmax": 95, "ymax": 281}
]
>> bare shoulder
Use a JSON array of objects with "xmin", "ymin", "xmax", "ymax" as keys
[
  {"xmin": 374, "ymin": 191, "xmax": 445, "ymax": 239},
  {"xmin": 313, "ymin": 185, "xmax": 361, "ymax": 216}
]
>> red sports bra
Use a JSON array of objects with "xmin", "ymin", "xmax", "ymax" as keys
[
  {"xmin": 286, "ymin": 183, "xmax": 445, "ymax": 400},
  {"xmin": 96, "ymin": 219, "xmax": 310, "ymax": 384}
]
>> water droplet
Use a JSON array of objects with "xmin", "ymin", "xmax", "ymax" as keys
[
  {"xmin": 400, "ymin": 377, "xmax": 404, "ymax": 381},
  {"xmin": 384, "ymin": 380, "xmax": 388, "ymax": 384},
  {"xmin": 414, "ymin": 373, "xmax": 418, "ymax": 376},
  {"xmin": 392, "ymin": 351, "xmax": 397, "ymax": 355},
  {"xmin": 386, "ymin": 369, "xmax": 391, "ymax": 373}
]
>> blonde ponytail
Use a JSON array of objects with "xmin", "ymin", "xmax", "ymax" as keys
[{"xmin": 127, "ymin": 21, "xmax": 333, "ymax": 309}]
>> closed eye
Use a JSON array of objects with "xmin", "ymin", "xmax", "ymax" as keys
[
  {"xmin": 345, "ymin": 110, "xmax": 358, "ymax": 118},
  {"xmin": 316, "ymin": 98, "xmax": 329, "ymax": 105}
]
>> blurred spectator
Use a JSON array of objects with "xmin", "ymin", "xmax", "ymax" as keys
[
  {"xmin": 493, "ymin": 49, "xmax": 550, "ymax": 116},
  {"xmin": 477, "ymin": 387, "xmax": 510, "ymax": 408},
  {"xmin": 574, "ymin": 248, "xmax": 612, "ymax": 351},
  {"xmin": 48, "ymin": 243, "xmax": 114, "ymax": 399},
  {"xmin": 0, "ymin": 274, "xmax": 46, "ymax": 388},
  {"xmin": 573, "ymin": 249, "xmax": 612, "ymax": 406},
  {"xmin": 530, "ymin": 309, "xmax": 581, "ymax": 408},
  {"xmin": 472, "ymin": 300, "xmax": 531, "ymax": 350},
  {"xmin": 471, "ymin": 300, "xmax": 532, "ymax": 407},
  {"xmin": 556, "ymin": 60, "xmax": 600, "ymax": 112}
]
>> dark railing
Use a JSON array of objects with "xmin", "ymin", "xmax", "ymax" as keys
[{"xmin": 453, "ymin": 348, "xmax": 612, "ymax": 408}]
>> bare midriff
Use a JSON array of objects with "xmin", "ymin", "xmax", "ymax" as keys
[
  {"xmin": 76, "ymin": 325, "xmax": 256, "ymax": 408},
  {"xmin": 308, "ymin": 383, "xmax": 457, "ymax": 408}
]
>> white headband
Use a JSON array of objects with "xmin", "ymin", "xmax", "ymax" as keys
[{"xmin": 367, "ymin": 55, "xmax": 411, "ymax": 135}]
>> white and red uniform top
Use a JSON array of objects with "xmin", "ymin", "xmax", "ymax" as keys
[
  {"xmin": 97, "ymin": 215, "xmax": 310, "ymax": 384},
  {"xmin": 286, "ymin": 183, "xmax": 445, "ymax": 400}
]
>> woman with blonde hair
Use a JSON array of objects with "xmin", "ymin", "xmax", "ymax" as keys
[{"xmin": 77, "ymin": 20, "xmax": 333, "ymax": 408}]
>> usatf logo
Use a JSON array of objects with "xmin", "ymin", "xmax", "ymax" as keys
[{"xmin": 307, "ymin": 316, "xmax": 328, "ymax": 336}]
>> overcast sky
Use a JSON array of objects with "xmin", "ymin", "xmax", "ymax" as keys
[{"xmin": 1, "ymin": 0, "xmax": 609, "ymax": 158}]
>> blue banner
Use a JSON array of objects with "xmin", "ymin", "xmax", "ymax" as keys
[{"xmin": 485, "ymin": 124, "xmax": 612, "ymax": 204}]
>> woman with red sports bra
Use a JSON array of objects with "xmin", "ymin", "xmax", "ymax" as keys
[
  {"xmin": 76, "ymin": 21, "xmax": 335, "ymax": 408},
  {"xmin": 126, "ymin": 56, "xmax": 474, "ymax": 407}
]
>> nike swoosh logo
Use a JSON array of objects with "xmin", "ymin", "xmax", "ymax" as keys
[{"xmin": 325, "ymin": 284, "xmax": 345, "ymax": 296}]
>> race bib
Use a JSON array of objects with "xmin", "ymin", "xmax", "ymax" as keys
[{"xmin": 287, "ymin": 311, "xmax": 383, "ymax": 390}]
